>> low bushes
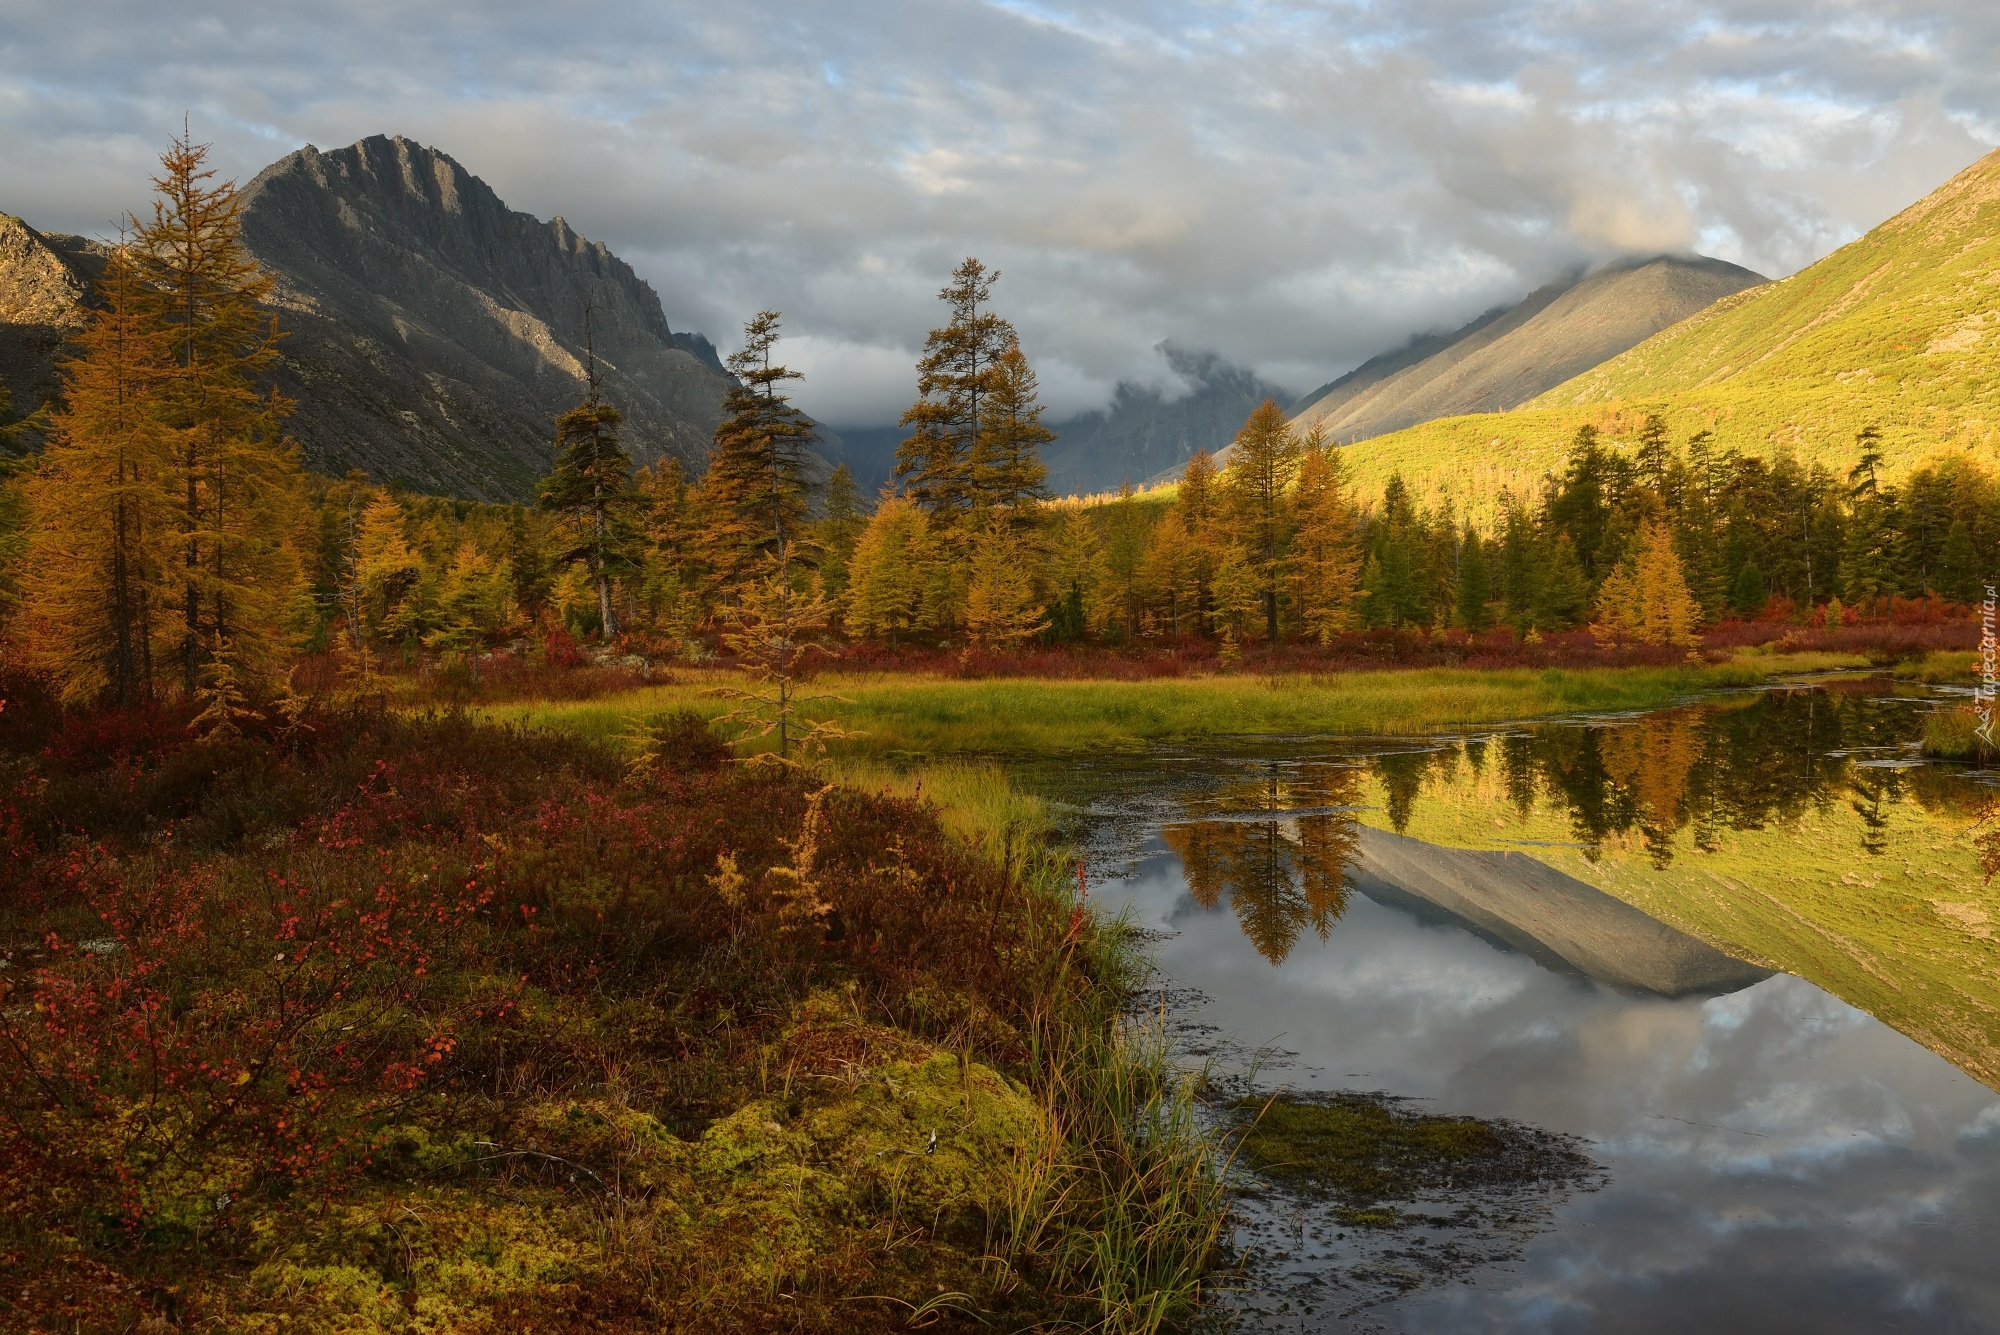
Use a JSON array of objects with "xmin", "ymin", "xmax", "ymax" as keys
[{"xmin": 0, "ymin": 674, "xmax": 1223, "ymax": 1332}]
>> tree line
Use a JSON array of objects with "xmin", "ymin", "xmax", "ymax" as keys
[{"xmin": 4, "ymin": 137, "xmax": 1997, "ymax": 714}]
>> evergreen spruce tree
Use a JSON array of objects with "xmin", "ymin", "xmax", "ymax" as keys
[
  {"xmin": 538, "ymin": 325, "xmax": 640, "ymax": 639},
  {"xmin": 1730, "ymin": 558, "xmax": 1765, "ymax": 617},
  {"xmin": 1633, "ymin": 412, "xmax": 1671, "ymax": 495},
  {"xmin": 20, "ymin": 245, "xmax": 174, "ymax": 705},
  {"xmin": 1535, "ymin": 535, "xmax": 1591, "ymax": 629},
  {"xmin": 133, "ymin": 130, "xmax": 299, "ymax": 696},
  {"xmin": 813, "ymin": 462, "xmax": 866, "ymax": 611},
  {"xmin": 1547, "ymin": 424, "xmax": 1614, "ymax": 582},
  {"xmin": 1455, "ymin": 525, "xmax": 1492, "ymax": 631}
]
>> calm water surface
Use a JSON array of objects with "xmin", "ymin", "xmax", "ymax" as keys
[{"xmin": 1024, "ymin": 679, "xmax": 2000, "ymax": 1333}]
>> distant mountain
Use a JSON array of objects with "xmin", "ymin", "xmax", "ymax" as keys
[
  {"xmin": 1537, "ymin": 148, "xmax": 2000, "ymax": 424},
  {"xmin": 1292, "ymin": 255, "xmax": 1766, "ymax": 444},
  {"xmin": 238, "ymin": 135, "xmax": 731, "ymax": 499},
  {"xmin": 0, "ymin": 138, "xmax": 733, "ymax": 498},
  {"xmin": 1317, "ymin": 146, "xmax": 2000, "ymax": 524},
  {"xmin": 1045, "ymin": 343, "xmax": 1292, "ymax": 495}
]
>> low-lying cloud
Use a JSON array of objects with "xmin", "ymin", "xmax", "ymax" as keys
[{"xmin": 2, "ymin": 0, "xmax": 1996, "ymax": 423}]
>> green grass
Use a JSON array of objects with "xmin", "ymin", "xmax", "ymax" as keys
[
  {"xmin": 480, "ymin": 659, "xmax": 1840, "ymax": 762},
  {"xmin": 1327, "ymin": 149, "xmax": 2000, "ymax": 516}
]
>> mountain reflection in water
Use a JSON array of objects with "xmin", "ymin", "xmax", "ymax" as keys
[{"xmin": 1036, "ymin": 679, "xmax": 2000, "ymax": 1333}]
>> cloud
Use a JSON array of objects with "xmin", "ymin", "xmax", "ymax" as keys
[{"xmin": 2, "ymin": 0, "xmax": 1997, "ymax": 423}]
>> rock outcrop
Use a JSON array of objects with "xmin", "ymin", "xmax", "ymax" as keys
[
  {"xmin": 0, "ymin": 216, "xmax": 105, "ymax": 420},
  {"xmin": 237, "ymin": 135, "xmax": 730, "ymax": 499}
]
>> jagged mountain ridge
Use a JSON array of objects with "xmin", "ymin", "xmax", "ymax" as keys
[
  {"xmin": 238, "ymin": 135, "xmax": 730, "ymax": 499},
  {"xmin": 1292, "ymin": 255, "xmax": 1766, "ymax": 444}
]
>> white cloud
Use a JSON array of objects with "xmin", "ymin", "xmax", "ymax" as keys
[{"xmin": 2, "ymin": 0, "xmax": 1996, "ymax": 423}]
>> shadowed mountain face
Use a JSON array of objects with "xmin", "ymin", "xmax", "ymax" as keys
[
  {"xmin": 1045, "ymin": 343, "xmax": 1294, "ymax": 495},
  {"xmin": 1293, "ymin": 255, "xmax": 1765, "ymax": 444},
  {"xmin": 238, "ymin": 135, "xmax": 730, "ymax": 500}
]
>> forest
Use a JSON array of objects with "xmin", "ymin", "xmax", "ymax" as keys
[{"xmin": 3, "ymin": 142, "xmax": 1996, "ymax": 720}]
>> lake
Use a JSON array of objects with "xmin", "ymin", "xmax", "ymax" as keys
[{"xmin": 1024, "ymin": 677, "xmax": 2000, "ymax": 1333}]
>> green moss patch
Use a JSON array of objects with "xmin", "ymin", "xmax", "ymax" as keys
[{"xmin": 1230, "ymin": 1093, "xmax": 1594, "ymax": 1225}]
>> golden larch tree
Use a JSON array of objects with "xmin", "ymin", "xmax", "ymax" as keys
[
  {"xmin": 132, "ymin": 130, "xmax": 300, "ymax": 695},
  {"xmin": 20, "ymin": 245, "xmax": 175, "ymax": 705}
]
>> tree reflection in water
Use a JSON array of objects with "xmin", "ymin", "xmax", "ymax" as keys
[
  {"xmin": 1162, "ymin": 761, "xmax": 1364, "ymax": 964},
  {"xmin": 1156, "ymin": 684, "xmax": 1989, "ymax": 964}
]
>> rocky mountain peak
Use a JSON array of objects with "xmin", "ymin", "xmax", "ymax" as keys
[{"xmin": 235, "ymin": 133, "xmax": 730, "ymax": 498}]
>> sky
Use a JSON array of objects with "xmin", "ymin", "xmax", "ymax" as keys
[{"xmin": 2, "ymin": 1, "xmax": 1997, "ymax": 426}]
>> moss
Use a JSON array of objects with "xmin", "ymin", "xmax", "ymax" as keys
[{"xmin": 1232, "ymin": 1094, "xmax": 1503, "ymax": 1216}]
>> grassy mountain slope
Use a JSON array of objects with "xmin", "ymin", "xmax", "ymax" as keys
[
  {"xmin": 1334, "ymin": 147, "xmax": 2000, "ymax": 521},
  {"xmin": 1296, "ymin": 256, "xmax": 1762, "ymax": 446}
]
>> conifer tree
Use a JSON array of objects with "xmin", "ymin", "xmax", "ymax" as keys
[
  {"xmin": 1289, "ymin": 438, "xmax": 1360, "ymax": 643},
  {"xmin": 813, "ymin": 462, "xmax": 866, "ymax": 612},
  {"xmin": 1730, "ymin": 558, "xmax": 1765, "ymax": 617},
  {"xmin": 1537, "ymin": 535, "xmax": 1591, "ymax": 629},
  {"xmin": 701, "ymin": 311, "xmax": 817, "ymax": 595},
  {"xmin": 1547, "ymin": 424, "xmax": 1615, "ymax": 582},
  {"xmin": 20, "ymin": 245, "xmax": 174, "ymax": 705},
  {"xmin": 1102, "ymin": 482, "xmax": 1150, "ymax": 638},
  {"xmin": 355, "ymin": 491, "xmax": 422, "ymax": 648},
  {"xmin": 1593, "ymin": 521, "xmax": 1700, "ymax": 646},
  {"xmin": 1455, "ymin": 525, "xmax": 1492, "ymax": 631},
  {"xmin": 539, "ymin": 327, "xmax": 640, "ymax": 639},
  {"xmin": 897, "ymin": 258, "xmax": 1014, "ymax": 525},
  {"xmin": 972, "ymin": 342, "xmax": 1053, "ymax": 523},
  {"xmin": 964, "ymin": 514, "xmax": 1049, "ymax": 649},
  {"xmin": 132, "ymin": 131, "xmax": 299, "ymax": 695},
  {"xmin": 1224, "ymin": 401, "xmax": 1302, "ymax": 641},
  {"xmin": 844, "ymin": 492, "xmax": 926, "ymax": 642},
  {"xmin": 1044, "ymin": 510, "xmax": 1106, "ymax": 641},
  {"xmin": 1633, "ymin": 412, "xmax": 1671, "ymax": 494}
]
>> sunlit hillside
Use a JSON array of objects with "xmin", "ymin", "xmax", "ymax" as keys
[{"xmin": 1330, "ymin": 147, "xmax": 2000, "ymax": 523}]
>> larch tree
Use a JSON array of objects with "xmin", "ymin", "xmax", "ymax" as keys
[
  {"xmin": 896, "ymin": 258, "xmax": 1014, "ymax": 526},
  {"xmin": 20, "ymin": 244, "xmax": 174, "ymax": 705},
  {"xmin": 844, "ymin": 492, "xmax": 926, "ymax": 642},
  {"xmin": 133, "ymin": 130, "xmax": 299, "ymax": 697},
  {"xmin": 964, "ymin": 513, "xmax": 1049, "ymax": 649},
  {"xmin": 354, "ymin": 491, "xmax": 422, "ymax": 648},
  {"xmin": 1224, "ymin": 401, "xmax": 1302, "ymax": 641},
  {"xmin": 700, "ymin": 310, "xmax": 818, "ymax": 595},
  {"xmin": 971, "ymin": 341, "xmax": 1053, "ymax": 525},
  {"xmin": 1593, "ymin": 520, "xmax": 1700, "ymax": 646},
  {"xmin": 704, "ymin": 312, "xmax": 836, "ymax": 763},
  {"xmin": 1289, "ymin": 436, "xmax": 1360, "ymax": 644}
]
